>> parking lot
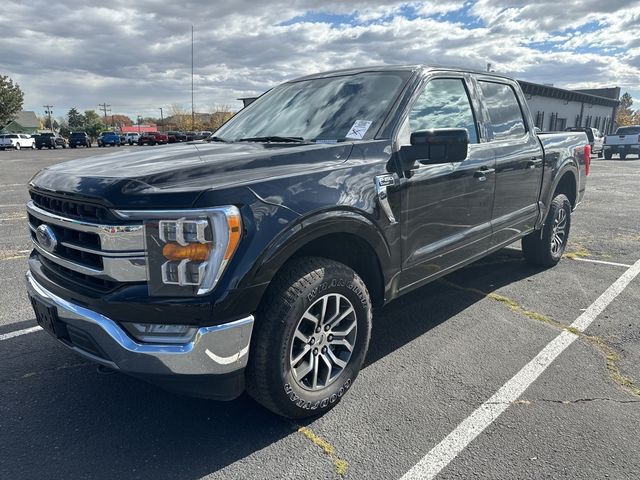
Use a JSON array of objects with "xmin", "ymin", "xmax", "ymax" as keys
[{"xmin": 1, "ymin": 147, "xmax": 639, "ymax": 479}]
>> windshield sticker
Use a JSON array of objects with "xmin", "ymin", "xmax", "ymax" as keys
[{"xmin": 346, "ymin": 120, "xmax": 372, "ymax": 140}]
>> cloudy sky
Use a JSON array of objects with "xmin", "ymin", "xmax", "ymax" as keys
[{"xmin": 1, "ymin": 0, "xmax": 639, "ymax": 122}]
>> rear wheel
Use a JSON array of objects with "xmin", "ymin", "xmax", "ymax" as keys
[
  {"xmin": 604, "ymin": 152, "xmax": 612, "ymax": 160},
  {"xmin": 15, "ymin": 143, "xmax": 20, "ymax": 150},
  {"xmin": 597, "ymin": 151, "xmax": 602, "ymax": 158},
  {"xmin": 247, "ymin": 257, "xmax": 372, "ymax": 419},
  {"xmin": 620, "ymin": 152, "xmax": 627, "ymax": 160},
  {"xmin": 522, "ymin": 194, "xmax": 571, "ymax": 267}
]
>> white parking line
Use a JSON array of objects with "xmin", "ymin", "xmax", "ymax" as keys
[
  {"xmin": 0, "ymin": 326, "xmax": 42, "ymax": 341},
  {"xmin": 400, "ymin": 258, "xmax": 640, "ymax": 480},
  {"xmin": 569, "ymin": 257, "xmax": 632, "ymax": 268}
]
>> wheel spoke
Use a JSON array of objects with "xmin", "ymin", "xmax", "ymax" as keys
[
  {"xmin": 294, "ymin": 330, "xmax": 311, "ymax": 344},
  {"xmin": 330, "ymin": 319, "xmax": 356, "ymax": 337},
  {"xmin": 319, "ymin": 295, "xmax": 329, "ymax": 324},
  {"xmin": 302, "ymin": 311, "xmax": 320, "ymax": 327},
  {"xmin": 327, "ymin": 348, "xmax": 348, "ymax": 369},
  {"xmin": 294, "ymin": 355, "xmax": 314, "ymax": 380},
  {"xmin": 326, "ymin": 306, "xmax": 354, "ymax": 329},
  {"xmin": 291, "ymin": 344, "xmax": 311, "ymax": 366},
  {"xmin": 320, "ymin": 353, "xmax": 333, "ymax": 385},
  {"xmin": 311, "ymin": 354, "xmax": 320, "ymax": 389},
  {"xmin": 329, "ymin": 337, "xmax": 354, "ymax": 352}
]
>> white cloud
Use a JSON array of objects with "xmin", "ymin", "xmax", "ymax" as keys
[{"xmin": 0, "ymin": 0, "xmax": 638, "ymax": 121}]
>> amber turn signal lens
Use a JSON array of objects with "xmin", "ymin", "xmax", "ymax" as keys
[
  {"xmin": 224, "ymin": 213, "xmax": 242, "ymax": 260},
  {"xmin": 163, "ymin": 242, "xmax": 211, "ymax": 261}
]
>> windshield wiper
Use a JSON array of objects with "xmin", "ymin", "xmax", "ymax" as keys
[
  {"xmin": 237, "ymin": 136, "xmax": 306, "ymax": 143},
  {"xmin": 206, "ymin": 136, "xmax": 231, "ymax": 143}
]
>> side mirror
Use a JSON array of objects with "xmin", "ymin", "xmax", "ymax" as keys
[{"xmin": 399, "ymin": 128, "xmax": 469, "ymax": 171}]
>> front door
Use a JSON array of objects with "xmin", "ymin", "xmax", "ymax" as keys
[{"xmin": 397, "ymin": 75, "xmax": 496, "ymax": 291}]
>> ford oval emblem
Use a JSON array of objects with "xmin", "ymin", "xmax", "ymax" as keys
[{"xmin": 35, "ymin": 224, "xmax": 58, "ymax": 253}]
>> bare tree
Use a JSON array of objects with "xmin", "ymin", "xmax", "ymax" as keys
[{"xmin": 209, "ymin": 104, "xmax": 234, "ymax": 132}]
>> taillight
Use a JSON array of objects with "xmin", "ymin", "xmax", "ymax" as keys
[{"xmin": 584, "ymin": 144, "xmax": 591, "ymax": 176}]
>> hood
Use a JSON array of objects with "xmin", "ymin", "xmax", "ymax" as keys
[{"xmin": 30, "ymin": 142, "xmax": 352, "ymax": 208}]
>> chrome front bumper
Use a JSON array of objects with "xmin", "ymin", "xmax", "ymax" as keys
[{"xmin": 25, "ymin": 271, "xmax": 254, "ymax": 377}]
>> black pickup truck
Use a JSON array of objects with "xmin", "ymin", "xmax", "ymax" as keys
[
  {"xmin": 25, "ymin": 65, "xmax": 589, "ymax": 419},
  {"xmin": 35, "ymin": 132, "xmax": 67, "ymax": 149}
]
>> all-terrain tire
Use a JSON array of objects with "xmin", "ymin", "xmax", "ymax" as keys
[
  {"xmin": 522, "ymin": 194, "xmax": 572, "ymax": 267},
  {"xmin": 246, "ymin": 256, "xmax": 372, "ymax": 419}
]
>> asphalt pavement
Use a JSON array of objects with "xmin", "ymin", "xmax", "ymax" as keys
[{"xmin": 1, "ymin": 146, "xmax": 639, "ymax": 479}]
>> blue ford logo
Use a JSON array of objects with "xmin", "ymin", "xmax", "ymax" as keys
[{"xmin": 35, "ymin": 224, "xmax": 57, "ymax": 253}]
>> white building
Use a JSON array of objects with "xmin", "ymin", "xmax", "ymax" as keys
[{"xmin": 518, "ymin": 82, "xmax": 620, "ymax": 134}]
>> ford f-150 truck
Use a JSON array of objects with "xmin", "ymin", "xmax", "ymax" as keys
[
  {"xmin": 25, "ymin": 65, "xmax": 589, "ymax": 419},
  {"xmin": 35, "ymin": 132, "xmax": 67, "ymax": 149},
  {"xmin": 603, "ymin": 125, "xmax": 640, "ymax": 159}
]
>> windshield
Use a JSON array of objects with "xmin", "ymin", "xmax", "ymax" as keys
[
  {"xmin": 215, "ymin": 71, "xmax": 410, "ymax": 142},
  {"xmin": 616, "ymin": 126, "xmax": 640, "ymax": 135}
]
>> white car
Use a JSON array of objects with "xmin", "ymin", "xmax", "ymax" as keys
[{"xmin": 0, "ymin": 133, "xmax": 36, "ymax": 150}]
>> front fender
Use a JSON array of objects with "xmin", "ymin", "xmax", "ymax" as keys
[{"xmin": 249, "ymin": 208, "xmax": 394, "ymax": 288}]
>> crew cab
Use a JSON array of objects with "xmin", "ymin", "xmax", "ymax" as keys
[
  {"xmin": 0, "ymin": 133, "xmax": 36, "ymax": 150},
  {"xmin": 25, "ymin": 65, "xmax": 589, "ymax": 419},
  {"xmin": 97, "ymin": 131, "xmax": 121, "ymax": 147},
  {"xmin": 68, "ymin": 132, "xmax": 92, "ymax": 148},
  {"xmin": 35, "ymin": 132, "xmax": 67, "ymax": 149},
  {"xmin": 603, "ymin": 125, "xmax": 640, "ymax": 159}
]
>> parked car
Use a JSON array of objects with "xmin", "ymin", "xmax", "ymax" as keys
[
  {"xmin": 565, "ymin": 127, "xmax": 604, "ymax": 157},
  {"xmin": 0, "ymin": 133, "xmax": 36, "ymax": 150},
  {"xmin": 603, "ymin": 125, "xmax": 640, "ymax": 159},
  {"xmin": 138, "ymin": 131, "xmax": 168, "ymax": 145},
  {"xmin": 97, "ymin": 131, "xmax": 121, "ymax": 147},
  {"xmin": 25, "ymin": 65, "xmax": 589, "ymax": 419},
  {"xmin": 35, "ymin": 132, "xmax": 67, "ymax": 149},
  {"xmin": 184, "ymin": 131, "xmax": 196, "ymax": 141},
  {"xmin": 68, "ymin": 132, "xmax": 92, "ymax": 148},
  {"xmin": 192, "ymin": 131, "xmax": 212, "ymax": 140},
  {"xmin": 123, "ymin": 133, "xmax": 141, "ymax": 145},
  {"xmin": 119, "ymin": 133, "xmax": 127, "ymax": 145},
  {"xmin": 167, "ymin": 131, "xmax": 187, "ymax": 143}
]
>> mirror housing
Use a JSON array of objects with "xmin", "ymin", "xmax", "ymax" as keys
[{"xmin": 400, "ymin": 128, "xmax": 469, "ymax": 171}]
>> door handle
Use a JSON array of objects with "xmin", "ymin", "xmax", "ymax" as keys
[
  {"xmin": 527, "ymin": 158, "xmax": 543, "ymax": 168},
  {"xmin": 474, "ymin": 167, "xmax": 495, "ymax": 180}
]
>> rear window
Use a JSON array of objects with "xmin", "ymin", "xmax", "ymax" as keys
[
  {"xmin": 616, "ymin": 127, "xmax": 640, "ymax": 135},
  {"xmin": 70, "ymin": 132, "xmax": 86, "ymax": 137},
  {"xmin": 8, "ymin": 134, "xmax": 18, "ymax": 138}
]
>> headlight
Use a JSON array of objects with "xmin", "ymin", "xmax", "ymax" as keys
[{"xmin": 143, "ymin": 206, "xmax": 242, "ymax": 296}]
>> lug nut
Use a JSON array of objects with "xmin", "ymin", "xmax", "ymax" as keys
[
  {"xmin": 327, "ymin": 334, "xmax": 333, "ymax": 341},
  {"xmin": 309, "ymin": 338, "xmax": 315, "ymax": 345},
  {"xmin": 316, "ymin": 327, "xmax": 321, "ymax": 333},
  {"xmin": 324, "ymin": 325, "xmax": 330, "ymax": 331},
  {"xmin": 322, "ymin": 346, "xmax": 327, "ymax": 353},
  {"xmin": 313, "ymin": 348, "xmax": 319, "ymax": 355}
]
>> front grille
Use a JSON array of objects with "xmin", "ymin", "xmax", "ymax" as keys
[
  {"xmin": 27, "ymin": 193, "xmax": 147, "ymax": 287},
  {"xmin": 30, "ymin": 191, "xmax": 114, "ymax": 223},
  {"xmin": 40, "ymin": 256, "xmax": 119, "ymax": 293}
]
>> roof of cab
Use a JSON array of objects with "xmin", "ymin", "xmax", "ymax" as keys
[{"xmin": 288, "ymin": 64, "xmax": 517, "ymax": 83}]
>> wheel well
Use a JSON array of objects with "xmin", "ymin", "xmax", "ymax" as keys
[
  {"xmin": 554, "ymin": 171, "xmax": 577, "ymax": 208},
  {"xmin": 288, "ymin": 233, "xmax": 385, "ymax": 307}
]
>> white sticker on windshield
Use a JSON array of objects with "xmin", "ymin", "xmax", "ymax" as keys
[{"xmin": 346, "ymin": 120, "xmax": 373, "ymax": 140}]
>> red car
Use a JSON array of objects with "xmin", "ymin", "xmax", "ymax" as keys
[{"xmin": 138, "ymin": 132, "xmax": 168, "ymax": 145}]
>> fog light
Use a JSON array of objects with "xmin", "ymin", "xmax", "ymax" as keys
[{"xmin": 123, "ymin": 323, "xmax": 197, "ymax": 344}]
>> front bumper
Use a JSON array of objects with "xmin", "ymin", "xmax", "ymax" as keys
[{"xmin": 26, "ymin": 271, "xmax": 254, "ymax": 397}]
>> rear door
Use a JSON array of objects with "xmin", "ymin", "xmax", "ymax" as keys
[
  {"xmin": 476, "ymin": 78, "xmax": 544, "ymax": 247},
  {"xmin": 397, "ymin": 74, "xmax": 496, "ymax": 289}
]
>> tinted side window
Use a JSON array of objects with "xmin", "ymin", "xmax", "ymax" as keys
[
  {"xmin": 409, "ymin": 78, "xmax": 478, "ymax": 144},
  {"xmin": 479, "ymin": 81, "xmax": 526, "ymax": 141}
]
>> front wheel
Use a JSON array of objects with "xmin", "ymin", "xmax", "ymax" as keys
[
  {"xmin": 247, "ymin": 257, "xmax": 372, "ymax": 419},
  {"xmin": 522, "ymin": 194, "xmax": 571, "ymax": 267},
  {"xmin": 15, "ymin": 143, "xmax": 20, "ymax": 150}
]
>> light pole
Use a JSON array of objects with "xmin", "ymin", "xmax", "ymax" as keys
[
  {"xmin": 159, "ymin": 107, "xmax": 164, "ymax": 133},
  {"xmin": 43, "ymin": 105, "xmax": 54, "ymax": 131}
]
